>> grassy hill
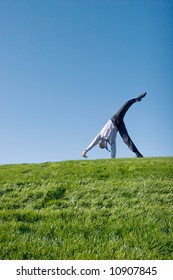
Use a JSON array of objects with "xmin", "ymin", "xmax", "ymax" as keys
[{"xmin": 0, "ymin": 157, "xmax": 173, "ymax": 260}]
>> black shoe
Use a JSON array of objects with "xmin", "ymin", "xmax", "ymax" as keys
[
  {"xmin": 136, "ymin": 152, "xmax": 143, "ymax": 158},
  {"xmin": 137, "ymin": 92, "xmax": 147, "ymax": 102}
]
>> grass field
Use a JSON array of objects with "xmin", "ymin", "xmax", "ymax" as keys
[{"xmin": 0, "ymin": 157, "xmax": 173, "ymax": 260}]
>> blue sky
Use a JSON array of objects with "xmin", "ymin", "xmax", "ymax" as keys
[{"xmin": 0, "ymin": 0, "xmax": 172, "ymax": 164}]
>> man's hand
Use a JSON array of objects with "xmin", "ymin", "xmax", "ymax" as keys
[{"xmin": 82, "ymin": 150, "xmax": 88, "ymax": 158}]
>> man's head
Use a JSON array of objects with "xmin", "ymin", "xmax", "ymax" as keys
[
  {"xmin": 99, "ymin": 140, "xmax": 105, "ymax": 149},
  {"xmin": 99, "ymin": 140, "xmax": 111, "ymax": 152}
]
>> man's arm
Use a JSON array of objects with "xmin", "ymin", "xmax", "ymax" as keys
[
  {"xmin": 110, "ymin": 140, "xmax": 116, "ymax": 158},
  {"xmin": 82, "ymin": 134, "xmax": 101, "ymax": 158}
]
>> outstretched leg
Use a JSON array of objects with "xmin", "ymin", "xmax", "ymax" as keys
[
  {"xmin": 111, "ymin": 98, "xmax": 137, "ymax": 124},
  {"xmin": 118, "ymin": 121, "xmax": 143, "ymax": 157},
  {"xmin": 111, "ymin": 92, "xmax": 147, "ymax": 126}
]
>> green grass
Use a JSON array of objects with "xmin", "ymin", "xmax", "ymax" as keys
[{"xmin": 0, "ymin": 157, "xmax": 173, "ymax": 260}]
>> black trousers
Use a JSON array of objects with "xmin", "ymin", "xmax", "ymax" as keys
[{"xmin": 111, "ymin": 98, "xmax": 142, "ymax": 156}]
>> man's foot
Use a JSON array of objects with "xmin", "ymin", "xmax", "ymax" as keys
[
  {"xmin": 136, "ymin": 152, "xmax": 143, "ymax": 158},
  {"xmin": 137, "ymin": 92, "xmax": 147, "ymax": 102}
]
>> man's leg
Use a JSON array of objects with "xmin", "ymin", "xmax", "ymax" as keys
[
  {"xmin": 111, "ymin": 98, "xmax": 137, "ymax": 124},
  {"xmin": 111, "ymin": 93, "xmax": 147, "ymax": 125},
  {"xmin": 118, "ymin": 121, "xmax": 143, "ymax": 157}
]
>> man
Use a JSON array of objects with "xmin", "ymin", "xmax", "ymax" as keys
[{"xmin": 82, "ymin": 92, "xmax": 147, "ymax": 158}]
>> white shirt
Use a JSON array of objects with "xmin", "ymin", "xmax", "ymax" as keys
[{"xmin": 85, "ymin": 119, "xmax": 118, "ymax": 158}]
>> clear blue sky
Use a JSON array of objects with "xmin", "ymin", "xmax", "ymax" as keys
[{"xmin": 0, "ymin": 0, "xmax": 172, "ymax": 164}]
